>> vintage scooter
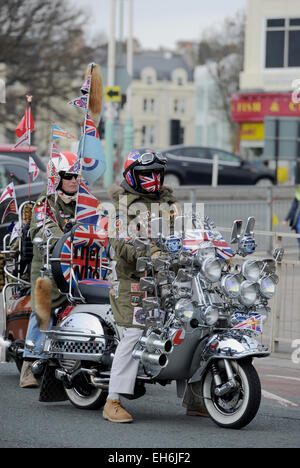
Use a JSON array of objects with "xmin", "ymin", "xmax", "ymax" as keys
[
  {"xmin": 1, "ymin": 201, "xmax": 35, "ymax": 371},
  {"xmin": 35, "ymin": 214, "xmax": 283, "ymax": 429}
]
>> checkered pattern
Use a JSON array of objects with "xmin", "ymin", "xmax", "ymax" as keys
[{"xmin": 49, "ymin": 339, "xmax": 106, "ymax": 355}]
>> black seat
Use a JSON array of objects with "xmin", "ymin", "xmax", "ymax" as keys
[{"xmin": 77, "ymin": 279, "xmax": 112, "ymax": 304}]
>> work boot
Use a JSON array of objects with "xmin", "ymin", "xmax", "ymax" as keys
[
  {"xmin": 19, "ymin": 361, "xmax": 39, "ymax": 388},
  {"xmin": 186, "ymin": 406, "xmax": 209, "ymax": 417},
  {"xmin": 103, "ymin": 398, "xmax": 133, "ymax": 423}
]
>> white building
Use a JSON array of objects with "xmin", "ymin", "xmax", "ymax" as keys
[
  {"xmin": 119, "ymin": 51, "xmax": 195, "ymax": 149},
  {"xmin": 233, "ymin": 0, "xmax": 300, "ymax": 170}
]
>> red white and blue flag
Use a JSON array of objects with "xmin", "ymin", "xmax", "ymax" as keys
[
  {"xmin": 28, "ymin": 155, "xmax": 39, "ymax": 181},
  {"xmin": 73, "ymin": 222, "xmax": 108, "ymax": 249},
  {"xmin": 81, "ymin": 74, "xmax": 92, "ymax": 95},
  {"xmin": 0, "ymin": 182, "xmax": 16, "ymax": 205},
  {"xmin": 233, "ymin": 314, "xmax": 263, "ymax": 333},
  {"xmin": 182, "ymin": 230, "xmax": 234, "ymax": 259},
  {"xmin": 85, "ymin": 113, "xmax": 99, "ymax": 138},
  {"xmin": 68, "ymin": 95, "xmax": 88, "ymax": 110},
  {"xmin": 75, "ymin": 181, "xmax": 102, "ymax": 225},
  {"xmin": 52, "ymin": 121, "xmax": 76, "ymax": 141},
  {"xmin": 139, "ymin": 172, "xmax": 161, "ymax": 192}
]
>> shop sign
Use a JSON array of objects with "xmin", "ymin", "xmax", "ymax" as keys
[{"xmin": 231, "ymin": 93, "xmax": 300, "ymax": 122}]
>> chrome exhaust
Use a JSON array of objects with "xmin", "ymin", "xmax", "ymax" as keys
[
  {"xmin": 132, "ymin": 348, "xmax": 168, "ymax": 368},
  {"xmin": 139, "ymin": 332, "xmax": 173, "ymax": 354}
]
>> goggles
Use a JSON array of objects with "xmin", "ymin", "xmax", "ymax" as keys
[
  {"xmin": 136, "ymin": 152, "xmax": 167, "ymax": 166},
  {"xmin": 61, "ymin": 173, "xmax": 79, "ymax": 180}
]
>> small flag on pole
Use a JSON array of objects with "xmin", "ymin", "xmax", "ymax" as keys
[
  {"xmin": 68, "ymin": 95, "xmax": 88, "ymax": 110},
  {"xmin": 1, "ymin": 198, "xmax": 18, "ymax": 223},
  {"xmin": 52, "ymin": 121, "xmax": 76, "ymax": 141},
  {"xmin": 0, "ymin": 182, "xmax": 16, "ymax": 205},
  {"xmin": 28, "ymin": 155, "xmax": 39, "ymax": 181}
]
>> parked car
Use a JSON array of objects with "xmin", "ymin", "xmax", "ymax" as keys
[
  {"xmin": 0, "ymin": 155, "xmax": 46, "ymax": 248},
  {"xmin": 0, "ymin": 144, "xmax": 46, "ymax": 172},
  {"xmin": 159, "ymin": 145, "xmax": 276, "ymax": 186}
]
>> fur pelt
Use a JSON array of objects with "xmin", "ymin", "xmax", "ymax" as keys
[
  {"xmin": 35, "ymin": 276, "xmax": 52, "ymax": 330},
  {"xmin": 85, "ymin": 63, "xmax": 103, "ymax": 126}
]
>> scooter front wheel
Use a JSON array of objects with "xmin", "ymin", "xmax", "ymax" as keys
[
  {"xmin": 63, "ymin": 374, "xmax": 107, "ymax": 410},
  {"xmin": 202, "ymin": 359, "xmax": 261, "ymax": 429}
]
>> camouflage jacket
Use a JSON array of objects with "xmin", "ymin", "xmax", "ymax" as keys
[
  {"xmin": 30, "ymin": 190, "xmax": 76, "ymax": 312},
  {"xmin": 108, "ymin": 181, "xmax": 179, "ymax": 328}
]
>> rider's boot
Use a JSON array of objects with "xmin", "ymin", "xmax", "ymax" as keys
[
  {"xmin": 103, "ymin": 398, "xmax": 133, "ymax": 423},
  {"xmin": 19, "ymin": 361, "xmax": 39, "ymax": 388}
]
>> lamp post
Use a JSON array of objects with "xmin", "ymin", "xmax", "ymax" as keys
[
  {"xmin": 104, "ymin": 0, "xmax": 117, "ymax": 188},
  {"xmin": 123, "ymin": 0, "xmax": 134, "ymax": 164}
]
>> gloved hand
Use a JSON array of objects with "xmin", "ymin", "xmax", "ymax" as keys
[{"xmin": 64, "ymin": 221, "xmax": 74, "ymax": 233}]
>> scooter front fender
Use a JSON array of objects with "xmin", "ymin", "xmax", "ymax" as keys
[{"xmin": 189, "ymin": 332, "xmax": 269, "ymax": 384}]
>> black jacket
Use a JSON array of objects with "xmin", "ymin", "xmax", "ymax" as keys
[{"xmin": 285, "ymin": 198, "xmax": 300, "ymax": 231}]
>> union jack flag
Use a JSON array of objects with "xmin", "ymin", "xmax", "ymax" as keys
[
  {"xmin": 182, "ymin": 229, "xmax": 234, "ymax": 259},
  {"xmin": 233, "ymin": 314, "xmax": 263, "ymax": 333},
  {"xmin": 84, "ymin": 113, "xmax": 99, "ymax": 138},
  {"xmin": 73, "ymin": 222, "xmax": 108, "ymax": 249},
  {"xmin": 139, "ymin": 172, "xmax": 161, "ymax": 192},
  {"xmin": 75, "ymin": 181, "xmax": 102, "ymax": 225}
]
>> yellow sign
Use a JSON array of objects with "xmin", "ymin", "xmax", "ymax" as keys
[
  {"xmin": 104, "ymin": 86, "xmax": 121, "ymax": 102},
  {"xmin": 277, "ymin": 167, "xmax": 288, "ymax": 184},
  {"xmin": 240, "ymin": 123, "xmax": 264, "ymax": 141}
]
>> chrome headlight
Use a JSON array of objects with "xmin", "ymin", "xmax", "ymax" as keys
[
  {"xmin": 239, "ymin": 280, "xmax": 258, "ymax": 306},
  {"xmin": 175, "ymin": 299, "xmax": 195, "ymax": 322},
  {"xmin": 201, "ymin": 257, "xmax": 222, "ymax": 282},
  {"xmin": 203, "ymin": 305, "xmax": 219, "ymax": 326},
  {"xmin": 258, "ymin": 274, "xmax": 278, "ymax": 299},
  {"xmin": 242, "ymin": 260, "xmax": 262, "ymax": 282},
  {"xmin": 221, "ymin": 274, "xmax": 241, "ymax": 298}
]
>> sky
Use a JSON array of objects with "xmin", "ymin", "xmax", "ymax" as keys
[{"xmin": 73, "ymin": 0, "xmax": 247, "ymax": 50}]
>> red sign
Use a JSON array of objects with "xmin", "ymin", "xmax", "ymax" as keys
[{"xmin": 231, "ymin": 92, "xmax": 300, "ymax": 122}]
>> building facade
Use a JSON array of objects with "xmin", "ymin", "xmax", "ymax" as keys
[
  {"xmin": 232, "ymin": 0, "xmax": 300, "ymax": 179},
  {"xmin": 119, "ymin": 51, "xmax": 195, "ymax": 149}
]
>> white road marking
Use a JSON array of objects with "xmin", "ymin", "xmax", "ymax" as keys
[
  {"xmin": 262, "ymin": 390, "xmax": 298, "ymax": 408},
  {"xmin": 265, "ymin": 374, "xmax": 300, "ymax": 383}
]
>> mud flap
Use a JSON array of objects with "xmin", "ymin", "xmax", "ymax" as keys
[{"xmin": 39, "ymin": 364, "xmax": 68, "ymax": 402}]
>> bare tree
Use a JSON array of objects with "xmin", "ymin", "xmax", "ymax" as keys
[
  {"xmin": 198, "ymin": 10, "xmax": 245, "ymax": 151},
  {"xmin": 0, "ymin": 0, "xmax": 102, "ymax": 143}
]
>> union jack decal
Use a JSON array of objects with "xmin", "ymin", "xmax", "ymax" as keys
[{"xmin": 139, "ymin": 172, "xmax": 161, "ymax": 192}]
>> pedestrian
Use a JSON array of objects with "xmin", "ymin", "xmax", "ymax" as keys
[
  {"xmin": 282, "ymin": 186, "xmax": 300, "ymax": 260},
  {"xmin": 19, "ymin": 152, "xmax": 79, "ymax": 387}
]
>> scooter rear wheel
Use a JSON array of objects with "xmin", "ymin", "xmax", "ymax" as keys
[{"xmin": 63, "ymin": 374, "xmax": 107, "ymax": 410}]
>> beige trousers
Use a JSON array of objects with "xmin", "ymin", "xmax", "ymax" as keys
[{"xmin": 109, "ymin": 327, "xmax": 144, "ymax": 395}]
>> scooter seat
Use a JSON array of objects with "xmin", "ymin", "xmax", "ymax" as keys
[{"xmin": 77, "ymin": 279, "xmax": 112, "ymax": 304}]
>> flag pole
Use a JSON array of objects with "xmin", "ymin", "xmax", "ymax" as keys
[{"xmin": 26, "ymin": 95, "xmax": 33, "ymax": 200}]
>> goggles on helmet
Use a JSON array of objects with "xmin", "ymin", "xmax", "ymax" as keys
[{"xmin": 136, "ymin": 151, "xmax": 167, "ymax": 166}]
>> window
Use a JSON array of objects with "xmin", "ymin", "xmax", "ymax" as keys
[
  {"xmin": 176, "ymin": 147, "xmax": 211, "ymax": 159},
  {"xmin": 143, "ymin": 98, "xmax": 155, "ymax": 113},
  {"xmin": 141, "ymin": 125, "xmax": 156, "ymax": 146},
  {"xmin": 211, "ymin": 150, "xmax": 240, "ymax": 164},
  {"xmin": 265, "ymin": 18, "xmax": 300, "ymax": 68},
  {"xmin": 173, "ymin": 99, "xmax": 185, "ymax": 114}
]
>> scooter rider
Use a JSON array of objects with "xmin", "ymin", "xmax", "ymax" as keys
[
  {"xmin": 103, "ymin": 150, "xmax": 179, "ymax": 423},
  {"xmin": 19, "ymin": 152, "xmax": 79, "ymax": 388}
]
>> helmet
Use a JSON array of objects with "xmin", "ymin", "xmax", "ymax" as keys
[
  {"xmin": 47, "ymin": 152, "xmax": 78, "ymax": 177},
  {"xmin": 123, "ymin": 149, "xmax": 167, "ymax": 193}
]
